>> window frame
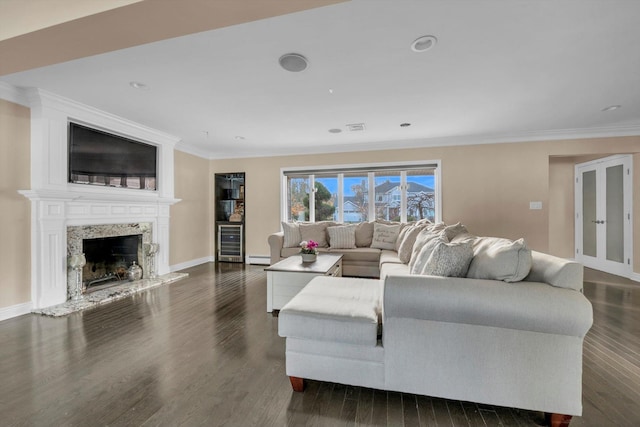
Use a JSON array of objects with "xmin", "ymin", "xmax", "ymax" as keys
[{"xmin": 280, "ymin": 160, "xmax": 442, "ymax": 223}]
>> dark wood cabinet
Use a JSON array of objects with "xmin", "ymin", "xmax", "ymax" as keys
[{"xmin": 215, "ymin": 173, "xmax": 245, "ymax": 262}]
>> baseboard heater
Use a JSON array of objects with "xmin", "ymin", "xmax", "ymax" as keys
[{"xmin": 247, "ymin": 255, "xmax": 270, "ymax": 265}]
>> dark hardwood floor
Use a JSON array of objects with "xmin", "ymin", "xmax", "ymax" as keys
[{"xmin": 1, "ymin": 263, "xmax": 638, "ymax": 426}]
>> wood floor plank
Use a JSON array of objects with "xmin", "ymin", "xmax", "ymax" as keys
[{"xmin": 0, "ymin": 263, "xmax": 638, "ymax": 426}]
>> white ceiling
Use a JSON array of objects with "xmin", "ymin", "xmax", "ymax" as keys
[{"xmin": 3, "ymin": 0, "xmax": 640, "ymax": 159}]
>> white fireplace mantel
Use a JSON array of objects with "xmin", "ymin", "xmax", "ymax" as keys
[{"xmin": 19, "ymin": 88, "xmax": 182, "ymax": 309}]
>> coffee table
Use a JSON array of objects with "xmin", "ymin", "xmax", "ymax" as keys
[{"xmin": 265, "ymin": 254, "xmax": 343, "ymax": 312}]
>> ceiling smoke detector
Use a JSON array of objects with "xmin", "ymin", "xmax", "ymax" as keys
[
  {"xmin": 411, "ymin": 35, "xmax": 437, "ymax": 52},
  {"xmin": 346, "ymin": 123, "xmax": 365, "ymax": 132},
  {"xmin": 279, "ymin": 53, "xmax": 308, "ymax": 72}
]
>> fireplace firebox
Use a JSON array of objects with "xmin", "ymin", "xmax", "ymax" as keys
[{"xmin": 82, "ymin": 234, "xmax": 142, "ymax": 290}]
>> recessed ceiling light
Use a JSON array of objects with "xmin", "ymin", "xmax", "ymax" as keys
[
  {"xmin": 234, "ymin": 136, "xmax": 245, "ymax": 140},
  {"xmin": 279, "ymin": 53, "xmax": 308, "ymax": 72},
  {"xmin": 601, "ymin": 105, "xmax": 622, "ymax": 112},
  {"xmin": 411, "ymin": 35, "xmax": 437, "ymax": 52},
  {"xmin": 400, "ymin": 123, "xmax": 411, "ymax": 127},
  {"xmin": 129, "ymin": 81, "xmax": 149, "ymax": 90},
  {"xmin": 328, "ymin": 128, "xmax": 342, "ymax": 133}
]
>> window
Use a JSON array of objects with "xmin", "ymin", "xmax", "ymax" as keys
[{"xmin": 282, "ymin": 161, "xmax": 440, "ymax": 223}]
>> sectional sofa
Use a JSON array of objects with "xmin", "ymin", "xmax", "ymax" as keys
[{"xmin": 271, "ymin": 220, "xmax": 594, "ymax": 427}]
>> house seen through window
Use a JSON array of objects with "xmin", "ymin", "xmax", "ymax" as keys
[{"xmin": 283, "ymin": 162, "xmax": 440, "ymax": 223}]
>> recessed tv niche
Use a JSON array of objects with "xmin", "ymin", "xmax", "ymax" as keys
[{"xmin": 68, "ymin": 122, "xmax": 158, "ymax": 191}]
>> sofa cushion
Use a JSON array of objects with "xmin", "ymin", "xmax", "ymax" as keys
[
  {"xmin": 371, "ymin": 222, "xmax": 401, "ymax": 250},
  {"xmin": 278, "ymin": 276, "xmax": 381, "ymax": 346},
  {"xmin": 380, "ymin": 262, "xmax": 410, "ymax": 280},
  {"xmin": 327, "ymin": 224, "xmax": 357, "ymax": 249},
  {"xmin": 299, "ymin": 222, "xmax": 332, "ymax": 247},
  {"xmin": 410, "ymin": 234, "xmax": 448, "ymax": 274},
  {"xmin": 282, "ymin": 221, "xmax": 302, "ymax": 248},
  {"xmin": 467, "ymin": 237, "xmax": 532, "ymax": 282},
  {"xmin": 397, "ymin": 224, "xmax": 428, "ymax": 263},
  {"xmin": 379, "ymin": 250, "xmax": 402, "ymax": 265},
  {"xmin": 422, "ymin": 241, "xmax": 474, "ymax": 277},
  {"xmin": 355, "ymin": 221, "xmax": 374, "ymax": 247}
]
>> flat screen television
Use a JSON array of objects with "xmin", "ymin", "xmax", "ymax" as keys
[{"xmin": 68, "ymin": 122, "xmax": 157, "ymax": 191}]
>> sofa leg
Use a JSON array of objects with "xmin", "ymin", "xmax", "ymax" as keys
[
  {"xmin": 289, "ymin": 376, "xmax": 305, "ymax": 392},
  {"xmin": 545, "ymin": 413, "xmax": 572, "ymax": 427}
]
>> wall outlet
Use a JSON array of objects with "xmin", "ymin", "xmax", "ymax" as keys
[{"xmin": 529, "ymin": 201, "xmax": 543, "ymax": 210}]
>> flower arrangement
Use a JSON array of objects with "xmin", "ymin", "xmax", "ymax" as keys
[{"xmin": 300, "ymin": 240, "xmax": 319, "ymax": 255}]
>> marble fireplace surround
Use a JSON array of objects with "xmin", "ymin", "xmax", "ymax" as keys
[
  {"xmin": 19, "ymin": 88, "xmax": 181, "ymax": 310},
  {"xmin": 67, "ymin": 223, "xmax": 153, "ymax": 297}
]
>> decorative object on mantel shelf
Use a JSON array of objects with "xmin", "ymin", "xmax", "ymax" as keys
[
  {"xmin": 127, "ymin": 261, "xmax": 143, "ymax": 281},
  {"xmin": 144, "ymin": 242, "xmax": 159, "ymax": 279},
  {"xmin": 300, "ymin": 240, "xmax": 318, "ymax": 263},
  {"xmin": 68, "ymin": 253, "xmax": 86, "ymax": 301}
]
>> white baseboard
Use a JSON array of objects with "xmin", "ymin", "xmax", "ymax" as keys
[
  {"xmin": 170, "ymin": 256, "xmax": 215, "ymax": 272},
  {"xmin": 247, "ymin": 255, "xmax": 270, "ymax": 265},
  {"xmin": 0, "ymin": 301, "xmax": 33, "ymax": 322}
]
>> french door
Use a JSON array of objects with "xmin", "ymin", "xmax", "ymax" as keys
[{"xmin": 575, "ymin": 155, "xmax": 632, "ymax": 277}]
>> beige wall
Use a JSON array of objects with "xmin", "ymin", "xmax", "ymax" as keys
[
  {"xmin": 211, "ymin": 136, "xmax": 640, "ymax": 275},
  {"xmin": 0, "ymin": 99, "xmax": 31, "ymax": 309},
  {"xmin": 170, "ymin": 150, "xmax": 212, "ymax": 266}
]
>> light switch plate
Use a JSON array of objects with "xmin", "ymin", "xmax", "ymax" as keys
[{"xmin": 529, "ymin": 201, "xmax": 543, "ymax": 210}]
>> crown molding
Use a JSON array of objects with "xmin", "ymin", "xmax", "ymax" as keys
[{"xmin": 0, "ymin": 81, "xmax": 29, "ymax": 106}]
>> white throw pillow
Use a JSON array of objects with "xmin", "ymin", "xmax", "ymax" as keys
[
  {"xmin": 408, "ymin": 228, "xmax": 446, "ymax": 271},
  {"xmin": 422, "ymin": 241, "xmax": 474, "ymax": 277},
  {"xmin": 410, "ymin": 235, "xmax": 448, "ymax": 274},
  {"xmin": 327, "ymin": 225, "xmax": 357, "ymax": 249},
  {"xmin": 281, "ymin": 222, "xmax": 301, "ymax": 248},
  {"xmin": 467, "ymin": 237, "xmax": 532, "ymax": 282},
  {"xmin": 397, "ymin": 224, "xmax": 428, "ymax": 264},
  {"xmin": 371, "ymin": 222, "xmax": 401, "ymax": 250}
]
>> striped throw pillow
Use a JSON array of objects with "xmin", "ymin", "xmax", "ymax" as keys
[{"xmin": 327, "ymin": 225, "xmax": 357, "ymax": 249}]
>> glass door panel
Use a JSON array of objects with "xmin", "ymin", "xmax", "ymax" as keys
[
  {"xmin": 582, "ymin": 170, "xmax": 597, "ymax": 257},
  {"xmin": 605, "ymin": 165, "xmax": 624, "ymax": 263}
]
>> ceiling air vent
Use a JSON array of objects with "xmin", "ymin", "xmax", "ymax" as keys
[{"xmin": 346, "ymin": 123, "xmax": 365, "ymax": 132}]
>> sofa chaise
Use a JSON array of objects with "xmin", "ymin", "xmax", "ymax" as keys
[{"xmin": 274, "ymin": 220, "xmax": 593, "ymax": 427}]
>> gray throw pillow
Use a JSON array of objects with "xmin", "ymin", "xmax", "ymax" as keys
[
  {"xmin": 281, "ymin": 222, "xmax": 301, "ymax": 248},
  {"xmin": 299, "ymin": 222, "xmax": 329, "ymax": 247},
  {"xmin": 422, "ymin": 241, "xmax": 474, "ymax": 277},
  {"xmin": 327, "ymin": 224, "xmax": 357, "ymax": 249},
  {"xmin": 355, "ymin": 221, "xmax": 374, "ymax": 247},
  {"xmin": 467, "ymin": 237, "xmax": 532, "ymax": 282}
]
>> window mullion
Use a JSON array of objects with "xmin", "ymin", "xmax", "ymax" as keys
[
  {"xmin": 400, "ymin": 172, "xmax": 407, "ymax": 223},
  {"xmin": 309, "ymin": 175, "xmax": 316, "ymax": 222},
  {"xmin": 337, "ymin": 173, "xmax": 344, "ymax": 223},
  {"xmin": 368, "ymin": 172, "xmax": 375, "ymax": 220}
]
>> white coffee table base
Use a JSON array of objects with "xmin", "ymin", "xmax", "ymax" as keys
[{"xmin": 265, "ymin": 254, "xmax": 343, "ymax": 312}]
